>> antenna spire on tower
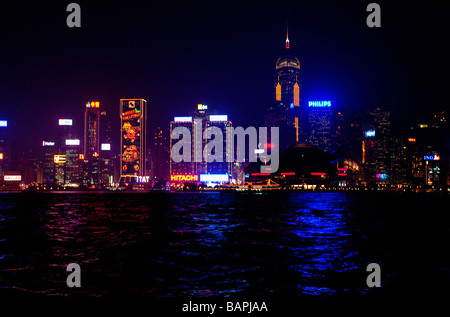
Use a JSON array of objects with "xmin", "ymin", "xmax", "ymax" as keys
[{"xmin": 286, "ymin": 21, "xmax": 290, "ymax": 49}]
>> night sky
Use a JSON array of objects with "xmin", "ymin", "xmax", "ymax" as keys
[{"xmin": 1, "ymin": 0, "xmax": 448, "ymax": 155}]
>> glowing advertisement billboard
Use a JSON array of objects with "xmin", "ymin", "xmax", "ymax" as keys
[
  {"xmin": 120, "ymin": 99, "xmax": 147, "ymax": 176},
  {"xmin": 199, "ymin": 174, "xmax": 229, "ymax": 182},
  {"xmin": 58, "ymin": 119, "xmax": 73, "ymax": 126},
  {"xmin": 209, "ymin": 115, "xmax": 228, "ymax": 122},
  {"xmin": 65, "ymin": 139, "xmax": 80, "ymax": 145},
  {"xmin": 101, "ymin": 143, "xmax": 111, "ymax": 151},
  {"xmin": 4, "ymin": 175, "xmax": 21, "ymax": 181},
  {"xmin": 308, "ymin": 101, "xmax": 331, "ymax": 107},
  {"xmin": 0, "ymin": 120, "xmax": 7, "ymax": 127},
  {"xmin": 170, "ymin": 174, "xmax": 198, "ymax": 182}
]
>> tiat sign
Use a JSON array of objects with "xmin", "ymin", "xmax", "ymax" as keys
[{"xmin": 137, "ymin": 176, "xmax": 150, "ymax": 183}]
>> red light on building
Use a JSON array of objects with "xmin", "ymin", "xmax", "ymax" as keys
[
  {"xmin": 337, "ymin": 168, "xmax": 347, "ymax": 172},
  {"xmin": 311, "ymin": 172, "xmax": 326, "ymax": 176},
  {"xmin": 281, "ymin": 172, "xmax": 295, "ymax": 176},
  {"xmin": 338, "ymin": 173, "xmax": 347, "ymax": 177},
  {"xmin": 251, "ymin": 173, "xmax": 271, "ymax": 176}
]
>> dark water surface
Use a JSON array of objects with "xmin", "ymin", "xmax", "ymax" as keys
[{"xmin": 0, "ymin": 191, "xmax": 449, "ymax": 303}]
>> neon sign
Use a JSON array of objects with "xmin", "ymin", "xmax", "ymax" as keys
[
  {"xmin": 65, "ymin": 139, "xmax": 80, "ymax": 145},
  {"xmin": 199, "ymin": 174, "xmax": 229, "ymax": 182},
  {"xmin": 122, "ymin": 145, "xmax": 139, "ymax": 162},
  {"xmin": 197, "ymin": 104, "xmax": 208, "ymax": 110},
  {"xmin": 137, "ymin": 176, "xmax": 150, "ymax": 183},
  {"xmin": 58, "ymin": 119, "xmax": 72, "ymax": 126},
  {"xmin": 101, "ymin": 143, "xmax": 111, "ymax": 151},
  {"xmin": 365, "ymin": 130, "xmax": 376, "ymax": 137},
  {"xmin": 209, "ymin": 115, "xmax": 228, "ymax": 122},
  {"xmin": 42, "ymin": 141, "xmax": 55, "ymax": 146},
  {"xmin": 0, "ymin": 120, "xmax": 7, "ymax": 127},
  {"xmin": 122, "ymin": 109, "xmax": 141, "ymax": 121},
  {"xmin": 123, "ymin": 122, "xmax": 140, "ymax": 142},
  {"xmin": 308, "ymin": 101, "xmax": 331, "ymax": 107},
  {"xmin": 174, "ymin": 117, "xmax": 193, "ymax": 122},
  {"xmin": 170, "ymin": 174, "xmax": 198, "ymax": 182},
  {"xmin": 424, "ymin": 155, "xmax": 440, "ymax": 161},
  {"xmin": 86, "ymin": 101, "xmax": 100, "ymax": 108},
  {"xmin": 4, "ymin": 175, "xmax": 21, "ymax": 181},
  {"xmin": 54, "ymin": 155, "xmax": 66, "ymax": 164}
]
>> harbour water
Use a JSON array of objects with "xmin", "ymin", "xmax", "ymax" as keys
[{"xmin": 0, "ymin": 191, "xmax": 449, "ymax": 304}]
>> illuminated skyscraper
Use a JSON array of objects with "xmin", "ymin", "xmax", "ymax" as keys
[
  {"xmin": 275, "ymin": 26, "xmax": 301, "ymax": 108},
  {"xmin": 0, "ymin": 120, "xmax": 7, "ymax": 177},
  {"xmin": 120, "ymin": 99, "xmax": 147, "ymax": 183},
  {"xmin": 169, "ymin": 105, "xmax": 232, "ymax": 185},
  {"xmin": 84, "ymin": 101, "xmax": 100, "ymax": 157},
  {"xmin": 41, "ymin": 141, "xmax": 55, "ymax": 185},
  {"xmin": 152, "ymin": 126, "xmax": 170, "ymax": 182},
  {"xmin": 266, "ymin": 26, "xmax": 301, "ymax": 151},
  {"xmin": 307, "ymin": 101, "xmax": 332, "ymax": 153}
]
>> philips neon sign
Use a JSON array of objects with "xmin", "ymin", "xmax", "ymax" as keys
[{"xmin": 308, "ymin": 101, "xmax": 331, "ymax": 107}]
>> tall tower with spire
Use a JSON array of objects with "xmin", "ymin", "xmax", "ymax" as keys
[
  {"xmin": 265, "ymin": 24, "xmax": 302, "ymax": 152},
  {"xmin": 275, "ymin": 24, "xmax": 301, "ymax": 108}
]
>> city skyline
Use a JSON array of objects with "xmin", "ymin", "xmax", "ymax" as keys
[{"xmin": 1, "ymin": 1, "xmax": 448, "ymax": 155}]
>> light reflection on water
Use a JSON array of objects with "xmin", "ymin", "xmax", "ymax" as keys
[{"xmin": 0, "ymin": 191, "xmax": 449, "ymax": 297}]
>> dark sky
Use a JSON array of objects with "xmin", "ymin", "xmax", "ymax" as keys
[{"xmin": 0, "ymin": 0, "xmax": 448, "ymax": 154}]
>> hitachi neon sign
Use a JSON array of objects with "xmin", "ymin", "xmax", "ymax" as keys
[
  {"xmin": 308, "ymin": 101, "xmax": 331, "ymax": 107},
  {"xmin": 170, "ymin": 174, "xmax": 198, "ymax": 182}
]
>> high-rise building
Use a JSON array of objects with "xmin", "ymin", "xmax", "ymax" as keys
[
  {"xmin": 84, "ymin": 101, "xmax": 100, "ymax": 157},
  {"xmin": 41, "ymin": 141, "xmax": 56, "ymax": 185},
  {"xmin": 204, "ymin": 115, "xmax": 232, "ymax": 176},
  {"xmin": 275, "ymin": 26, "xmax": 301, "ymax": 109},
  {"xmin": 370, "ymin": 107, "xmax": 391, "ymax": 182},
  {"xmin": 265, "ymin": 26, "xmax": 301, "ymax": 152},
  {"xmin": 152, "ymin": 126, "xmax": 170, "ymax": 183},
  {"xmin": 120, "ymin": 99, "xmax": 147, "ymax": 183},
  {"xmin": 99, "ymin": 111, "xmax": 113, "ymax": 185},
  {"xmin": 170, "ymin": 117, "xmax": 195, "ymax": 178},
  {"xmin": 307, "ymin": 101, "xmax": 332, "ymax": 152},
  {"xmin": 169, "ymin": 105, "xmax": 232, "ymax": 185},
  {"xmin": 0, "ymin": 120, "xmax": 7, "ymax": 177},
  {"xmin": 64, "ymin": 139, "xmax": 81, "ymax": 186}
]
